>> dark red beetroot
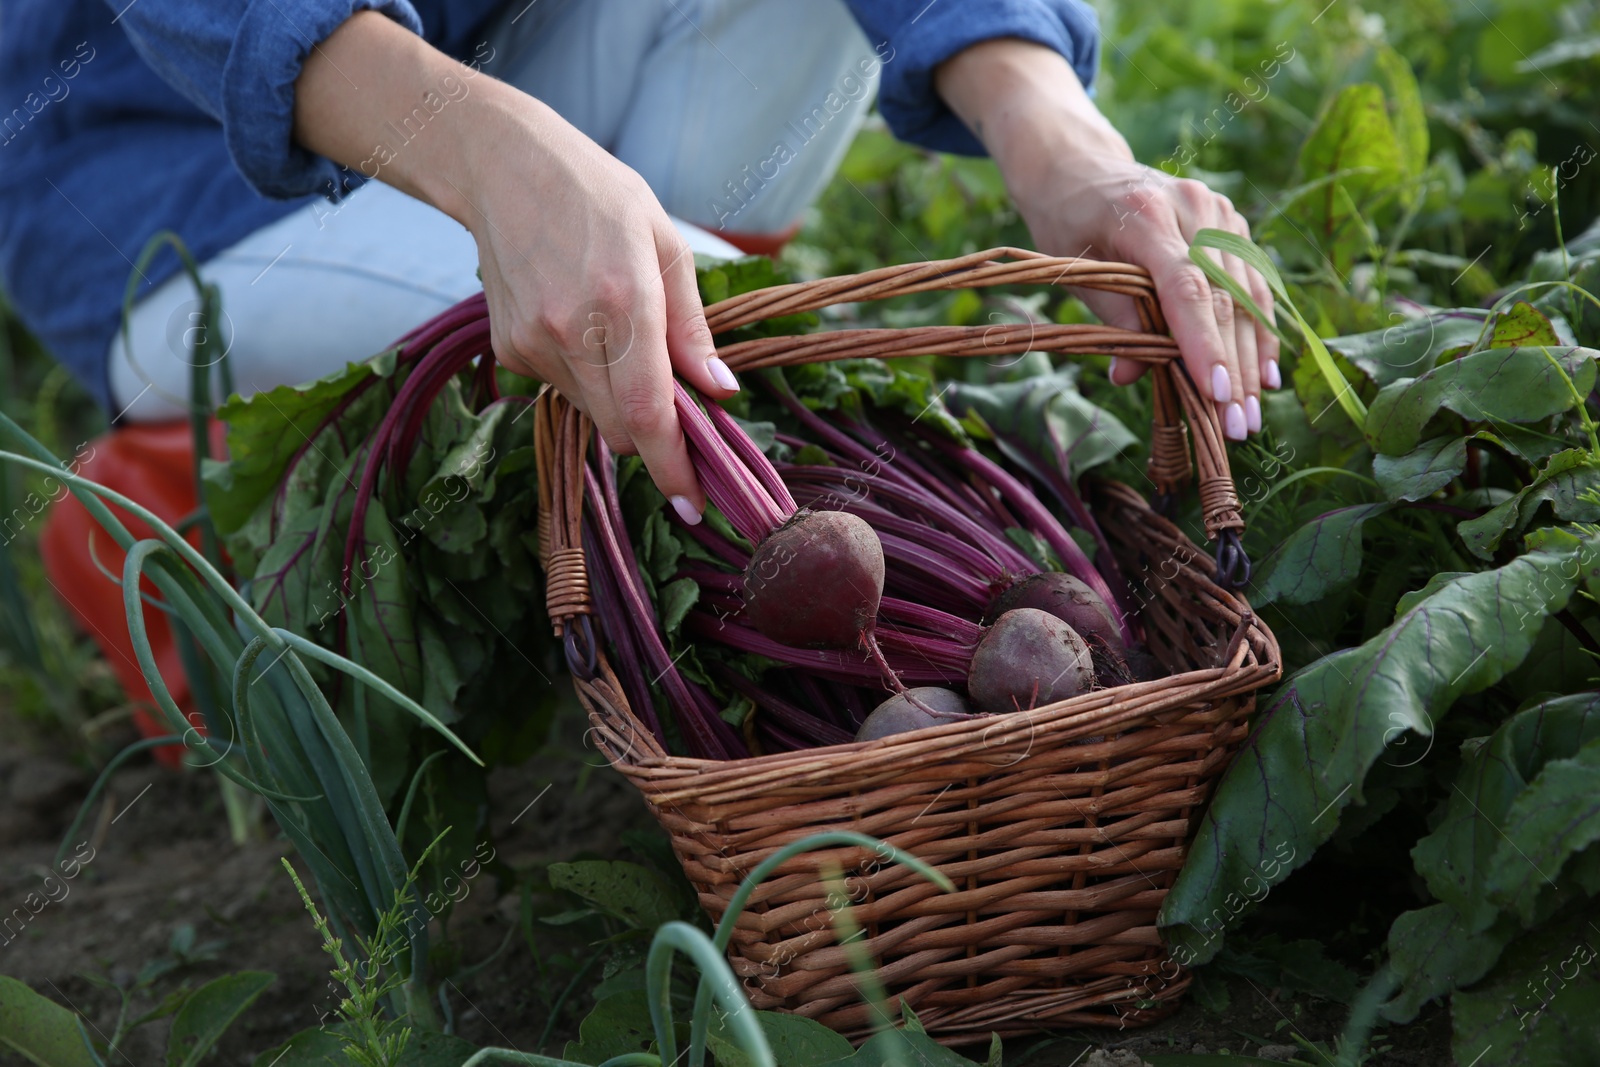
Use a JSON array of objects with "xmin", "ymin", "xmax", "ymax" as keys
[
  {"xmin": 990, "ymin": 573, "xmax": 1123, "ymax": 652},
  {"xmin": 744, "ymin": 509, "xmax": 885, "ymax": 650},
  {"xmin": 968, "ymin": 607, "xmax": 1095, "ymax": 714},
  {"xmin": 855, "ymin": 687, "xmax": 975, "ymax": 742}
]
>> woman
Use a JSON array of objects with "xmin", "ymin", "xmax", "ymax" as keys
[{"xmin": 1, "ymin": 0, "xmax": 1277, "ymax": 523}]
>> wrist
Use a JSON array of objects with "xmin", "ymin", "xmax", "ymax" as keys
[{"xmin": 935, "ymin": 38, "xmax": 1133, "ymax": 208}]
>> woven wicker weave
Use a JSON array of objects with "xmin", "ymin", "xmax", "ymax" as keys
[{"xmin": 533, "ymin": 249, "xmax": 1281, "ymax": 1043}]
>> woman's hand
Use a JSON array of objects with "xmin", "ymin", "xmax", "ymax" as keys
[
  {"xmin": 293, "ymin": 12, "xmax": 735, "ymax": 519},
  {"xmin": 936, "ymin": 38, "xmax": 1280, "ymax": 440}
]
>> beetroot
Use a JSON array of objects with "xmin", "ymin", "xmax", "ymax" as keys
[
  {"xmin": 855, "ymin": 687, "xmax": 974, "ymax": 742},
  {"xmin": 743, "ymin": 510, "xmax": 884, "ymax": 650},
  {"xmin": 990, "ymin": 573, "xmax": 1123, "ymax": 653},
  {"xmin": 968, "ymin": 608, "xmax": 1095, "ymax": 713}
]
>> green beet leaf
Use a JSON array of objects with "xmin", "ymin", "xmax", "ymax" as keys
[
  {"xmin": 1456, "ymin": 448, "xmax": 1600, "ymax": 559},
  {"xmin": 1379, "ymin": 904, "xmax": 1517, "ymax": 1024},
  {"xmin": 1291, "ymin": 83, "xmax": 1406, "ymax": 274},
  {"xmin": 943, "ymin": 367, "xmax": 1138, "ymax": 483},
  {"xmin": 1327, "ymin": 311, "xmax": 1489, "ymax": 389},
  {"xmin": 1448, "ymin": 907, "xmax": 1600, "ymax": 1067},
  {"xmin": 1372, "ymin": 45, "xmax": 1429, "ymax": 181},
  {"xmin": 1250, "ymin": 502, "xmax": 1393, "ymax": 606},
  {"xmin": 1492, "ymin": 300, "xmax": 1566, "ymax": 348},
  {"xmin": 1159, "ymin": 536, "xmax": 1600, "ymax": 963},
  {"xmin": 1486, "ymin": 733, "xmax": 1600, "ymax": 925},
  {"xmin": 1364, "ymin": 346, "xmax": 1599, "ymax": 456},
  {"xmin": 205, "ymin": 350, "xmax": 395, "ymax": 542},
  {"xmin": 1373, "ymin": 435, "xmax": 1468, "ymax": 500},
  {"xmin": 1410, "ymin": 692, "xmax": 1600, "ymax": 933}
]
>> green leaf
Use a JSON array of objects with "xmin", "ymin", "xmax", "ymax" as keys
[
  {"xmin": 1327, "ymin": 311, "xmax": 1488, "ymax": 388},
  {"xmin": 1159, "ymin": 537, "xmax": 1600, "ymax": 964},
  {"xmin": 943, "ymin": 368, "xmax": 1138, "ymax": 482},
  {"xmin": 1215, "ymin": 936, "xmax": 1361, "ymax": 1003},
  {"xmin": 1486, "ymin": 732, "xmax": 1600, "ymax": 924},
  {"xmin": 398, "ymin": 1031, "xmax": 479, "ymax": 1067},
  {"xmin": 166, "ymin": 971, "xmax": 275, "ymax": 1067},
  {"xmin": 1292, "ymin": 83, "xmax": 1405, "ymax": 273},
  {"xmin": 205, "ymin": 351, "xmax": 394, "ymax": 538},
  {"xmin": 250, "ymin": 1026, "xmax": 476, "ymax": 1067},
  {"xmin": 1457, "ymin": 449, "xmax": 1600, "ymax": 559},
  {"xmin": 698, "ymin": 257, "xmax": 817, "ymax": 343},
  {"xmin": 1373, "ymin": 46, "xmax": 1429, "ymax": 180},
  {"xmin": 1251, "ymin": 503, "xmax": 1392, "ymax": 606},
  {"xmin": 1145, "ymin": 1057, "xmax": 1291, "ymax": 1067},
  {"xmin": 1411, "ymin": 693, "xmax": 1600, "ymax": 931},
  {"xmin": 816, "ymin": 1028, "xmax": 987, "ymax": 1067},
  {"xmin": 547, "ymin": 860, "xmax": 684, "ymax": 930},
  {"xmin": 1492, "ymin": 301, "xmax": 1565, "ymax": 348},
  {"xmin": 1364, "ymin": 347, "xmax": 1599, "ymax": 455},
  {"xmin": 706, "ymin": 1011, "xmax": 854, "ymax": 1067},
  {"xmin": 1380, "ymin": 904, "xmax": 1517, "ymax": 1023},
  {"xmin": 1449, "ymin": 908, "xmax": 1600, "ymax": 1066},
  {"xmin": 657, "ymin": 577, "xmax": 700, "ymax": 637},
  {"xmin": 563, "ymin": 990, "xmax": 658, "ymax": 1065},
  {"xmin": 250, "ymin": 1026, "xmax": 345, "ymax": 1067},
  {"xmin": 0, "ymin": 977, "xmax": 96, "ymax": 1067},
  {"xmin": 1373, "ymin": 436, "xmax": 1468, "ymax": 500}
]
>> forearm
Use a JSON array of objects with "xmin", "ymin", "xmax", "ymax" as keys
[
  {"xmin": 291, "ymin": 11, "xmax": 518, "ymax": 224},
  {"xmin": 934, "ymin": 38, "xmax": 1131, "ymax": 198},
  {"xmin": 934, "ymin": 36, "xmax": 1279, "ymax": 439}
]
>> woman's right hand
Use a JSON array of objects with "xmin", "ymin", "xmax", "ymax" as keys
[{"xmin": 294, "ymin": 11, "xmax": 736, "ymax": 521}]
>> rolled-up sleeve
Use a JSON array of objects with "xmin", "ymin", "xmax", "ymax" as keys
[
  {"xmin": 843, "ymin": 0, "xmax": 1101, "ymax": 157},
  {"xmin": 109, "ymin": 0, "xmax": 424, "ymax": 199}
]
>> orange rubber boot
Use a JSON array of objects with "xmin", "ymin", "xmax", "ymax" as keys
[
  {"xmin": 716, "ymin": 223, "xmax": 803, "ymax": 259},
  {"xmin": 39, "ymin": 421, "xmax": 224, "ymax": 768}
]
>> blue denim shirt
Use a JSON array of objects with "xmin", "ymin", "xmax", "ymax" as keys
[{"xmin": 0, "ymin": 0, "xmax": 1099, "ymax": 411}]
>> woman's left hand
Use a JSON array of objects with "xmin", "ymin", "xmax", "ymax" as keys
[{"xmin": 936, "ymin": 39, "xmax": 1281, "ymax": 440}]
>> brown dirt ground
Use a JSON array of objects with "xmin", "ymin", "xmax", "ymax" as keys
[{"xmin": 0, "ymin": 701, "xmax": 1455, "ymax": 1067}]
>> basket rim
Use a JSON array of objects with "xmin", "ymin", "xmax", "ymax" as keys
[
  {"xmin": 566, "ymin": 471, "xmax": 1283, "ymax": 789},
  {"xmin": 599, "ymin": 655, "xmax": 1272, "ymax": 773}
]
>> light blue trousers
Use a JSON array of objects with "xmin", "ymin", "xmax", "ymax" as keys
[{"xmin": 111, "ymin": 0, "xmax": 878, "ymax": 421}]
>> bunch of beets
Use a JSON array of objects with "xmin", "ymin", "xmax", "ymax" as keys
[{"xmin": 581, "ymin": 376, "xmax": 1163, "ymax": 760}]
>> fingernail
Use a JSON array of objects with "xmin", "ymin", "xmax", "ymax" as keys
[
  {"xmin": 1264, "ymin": 359, "xmax": 1282, "ymax": 390},
  {"xmin": 1245, "ymin": 395, "xmax": 1262, "ymax": 434},
  {"xmin": 706, "ymin": 356, "xmax": 739, "ymax": 392},
  {"xmin": 1224, "ymin": 402, "xmax": 1247, "ymax": 441},
  {"xmin": 1108, "ymin": 356, "xmax": 1121, "ymax": 381},
  {"xmin": 1210, "ymin": 364, "xmax": 1232, "ymax": 404},
  {"xmin": 670, "ymin": 495, "xmax": 703, "ymax": 525}
]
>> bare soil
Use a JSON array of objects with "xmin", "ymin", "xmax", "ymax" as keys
[{"xmin": 0, "ymin": 701, "xmax": 1454, "ymax": 1067}]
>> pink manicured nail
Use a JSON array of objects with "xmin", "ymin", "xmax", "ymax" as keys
[
  {"xmin": 1264, "ymin": 359, "xmax": 1282, "ymax": 390},
  {"xmin": 1245, "ymin": 395, "xmax": 1262, "ymax": 433},
  {"xmin": 670, "ymin": 495, "xmax": 703, "ymax": 525},
  {"xmin": 1224, "ymin": 402, "xmax": 1247, "ymax": 441},
  {"xmin": 707, "ymin": 356, "xmax": 739, "ymax": 392},
  {"xmin": 1108, "ymin": 356, "xmax": 1121, "ymax": 380},
  {"xmin": 1210, "ymin": 364, "xmax": 1232, "ymax": 404}
]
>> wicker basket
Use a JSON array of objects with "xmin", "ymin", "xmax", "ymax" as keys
[{"xmin": 533, "ymin": 249, "xmax": 1281, "ymax": 1043}]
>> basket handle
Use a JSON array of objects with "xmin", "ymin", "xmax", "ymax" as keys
[
  {"xmin": 704, "ymin": 248, "xmax": 1244, "ymax": 552},
  {"xmin": 535, "ymin": 250, "xmax": 1253, "ymax": 640}
]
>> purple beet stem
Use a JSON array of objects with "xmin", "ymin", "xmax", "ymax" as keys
[
  {"xmin": 673, "ymin": 381, "xmax": 786, "ymax": 543},
  {"xmin": 583, "ymin": 462, "xmax": 743, "ymax": 759},
  {"xmin": 710, "ymin": 664, "xmax": 854, "ymax": 748},
  {"xmin": 919, "ymin": 432, "xmax": 1135, "ymax": 646}
]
